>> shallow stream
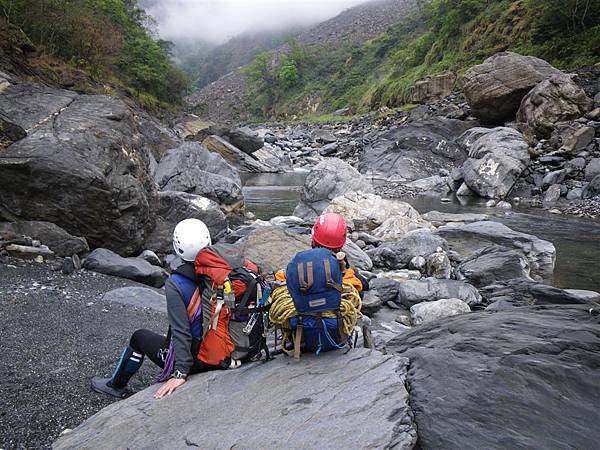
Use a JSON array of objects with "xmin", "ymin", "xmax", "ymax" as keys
[{"xmin": 242, "ymin": 173, "xmax": 600, "ymax": 292}]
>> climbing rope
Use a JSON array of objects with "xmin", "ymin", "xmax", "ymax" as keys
[{"xmin": 268, "ymin": 283, "xmax": 362, "ymax": 349}]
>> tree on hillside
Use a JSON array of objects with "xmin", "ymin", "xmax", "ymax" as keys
[{"xmin": 0, "ymin": 0, "xmax": 189, "ymax": 106}]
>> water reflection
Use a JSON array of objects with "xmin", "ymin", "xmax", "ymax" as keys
[{"xmin": 242, "ymin": 173, "xmax": 600, "ymax": 291}]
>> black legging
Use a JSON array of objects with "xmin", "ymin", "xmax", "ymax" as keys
[
  {"xmin": 129, "ymin": 329, "xmax": 208, "ymax": 374},
  {"xmin": 130, "ymin": 329, "xmax": 168, "ymax": 368}
]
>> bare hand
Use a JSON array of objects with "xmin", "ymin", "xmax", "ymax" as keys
[{"xmin": 154, "ymin": 377, "xmax": 186, "ymax": 399}]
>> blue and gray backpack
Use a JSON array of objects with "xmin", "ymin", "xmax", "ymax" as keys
[{"xmin": 286, "ymin": 248, "xmax": 350, "ymax": 359}]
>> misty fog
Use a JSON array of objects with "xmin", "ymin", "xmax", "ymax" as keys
[{"xmin": 141, "ymin": 0, "xmax": 370, "ymax": 45}]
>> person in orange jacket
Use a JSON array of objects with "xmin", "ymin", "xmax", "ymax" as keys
[{"xmin": 276, "ymin": 212, "xmax": 368, "ymax": 293}]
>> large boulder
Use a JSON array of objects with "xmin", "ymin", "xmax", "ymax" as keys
[
  {"xmin": 252, "ymin": 144, "xmax": 293, "ymax": 172},
  {"xmin": 0, "ymin": 221, "xmax": 88, "ymax": 256},
  {"xmin": 457, "ymin": 245, "xmax": 531, "ymax": 287},
  {"xmin": 388, "ymin": 305, "xmax": 600, "ymax": 449},
  {"xmin": 369, "ymin": 229, "xmax": 448, "ymax": 270},
  {"xmin": 293, "ymin": 159, "xmax": 374, "ymax": 220},
  {"xmin": 459, "ymin": 127, "xmax": 530, "ymax": 199},
  {"xmin": 517, "ymin": 74, "xmax": 593, "ymax": 139},
  {"xmin": 83, "ymin": 248, "xmax": 166, "ymax": 288},
  {"xmin": 223, "ymin": 126, "xmax": 264, "ymax": 154},
  {"xmin": 463, "ymin": 52, "xmax": 563, "ymax": 123},
  {"xmin": 326, "ymin": 191, "xmax": 422, "ymax": 232},
  {"xmin": 238, "ymin": 226, "xmax": 311, "ymax": 277},
  {"xmin": 342, "ymin": 239, "xmax": 373, "ymax": 271},
  {"xmin": 54, "ymin": 349, "xmax": 417, "ymax": 450},
  {"xmin": 154, "ymin": 142, "xmax": 244, "ymax": 210},
  {"xmin": 202, "ymin": 135, "xmax": 269, "ymax": 172},
  {"xmin": 145, "ymin": 191, "xmax": 228, "ymax": 255},
  {"xmin": 410, "ymin": 298, "xmax": 471, "ymax": 325},
  {"xmin": 396, "ymin": 278, "xmax": 482, "ymax": 308},
  {"xmin": 0, "ymin": 82, "xmax": 160, "ymax": 255},
  {"xmin": 358, "ymin": 118, "xmax": 476, "ymax": 181},
  {"xmin": 436, "ymin": 221, "xmax": 556, "ymax": 278}
]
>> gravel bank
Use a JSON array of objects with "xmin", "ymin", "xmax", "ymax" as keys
[{"xmin": 0, "ymin": 258, "xmax": 168, "ymax": 449}]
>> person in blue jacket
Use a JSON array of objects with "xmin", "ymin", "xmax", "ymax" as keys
[{"xmin": 91, "ymin": 219, "xmax": 211, "ymax": 400}]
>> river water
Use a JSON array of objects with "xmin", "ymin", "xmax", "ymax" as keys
[{"xmin": 242, "ymin": 173, "xmax": 600, "ymax": 292}]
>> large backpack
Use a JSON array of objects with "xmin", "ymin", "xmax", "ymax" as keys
[
  {"xmin": 193, "ymin": 246, "xmax": 270, "ymax": 369},
  {"xmin": 285, "ymin": 248, "xmax": 349, "ymax": 359}
]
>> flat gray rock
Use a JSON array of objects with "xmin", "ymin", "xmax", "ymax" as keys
[
  {"xmin": 436, "ymin": 221, "xmax": 556, "ymax": 279},
  {"xmin": 54, "ymin": 349, "xmax": 417, "ymax": 450},
  {"xmin": 388, "ymin": 305, "xmax": 600, "ymax": 449},
  {"xmin": 422, "ymin": 211, "xmax": 489, "ymax": 224},
  {"xmin": 102, "ymin": 286, "xmax": 166, "ymax": 313},
  {"xmin": 83, "ymin": 248, "xmax": 166, "ymax": 288},
  {"xmin": 397, "ymin": 278, "xmax": 482, "ymax": 308}
]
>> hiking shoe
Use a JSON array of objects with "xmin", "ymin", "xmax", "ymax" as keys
[{"xmin": 91, "ymin": 377, "xmax": 127, "ymax": 399}]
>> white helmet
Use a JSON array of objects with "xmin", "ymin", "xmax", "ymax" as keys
[{"xmin": 172, "ymin": 219, "xmax": 211, "ymax": 262}]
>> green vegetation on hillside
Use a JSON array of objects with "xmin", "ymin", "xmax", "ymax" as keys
[
  {"xmin": 0, "ymin": 0, "xmax": 188, "ymax": 109},
  {"xmin": 245, "ymin": 0, "xmax": 600, "ymax": 119},
  {"xmin": 179, "ymin": 27, "xmax": 304, "ymax": 91}
]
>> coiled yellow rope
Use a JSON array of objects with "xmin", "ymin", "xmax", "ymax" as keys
[{"xmin": 268, "ymin": 283, "xmax": 362, "ymax": 349}]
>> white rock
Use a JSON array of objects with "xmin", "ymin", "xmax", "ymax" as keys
[{"xmin": 410, "ymin": 298, "xmax": 471, "ymax": 325}]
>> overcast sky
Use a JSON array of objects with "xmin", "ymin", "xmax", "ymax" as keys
[{"xmin": 141, "ymin": 0, "xmax": 370, "ymax": 44}]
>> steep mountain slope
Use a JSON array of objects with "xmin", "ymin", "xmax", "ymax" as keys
[
  {"xmin": 187, "ymin": 0, "xmax": 417, "ymax": 123},
  {"xmin": 189, "ymin": 0, "xmax": 599, "ymax": 123},
  {"xmin": 180, "ymin": 27, "xmax": 306, "ymax": 90},
  {"xmin": 0, "ymin": 0, "xmax": 187, "ymax": 111}
]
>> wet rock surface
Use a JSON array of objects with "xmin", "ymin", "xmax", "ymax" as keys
[
  {"xmin": 55, "ymin": 349, "xmax": 417, "ymax": 450},
  {"xmin": 389, "ymin": 305, "xmax": 600, "ymax": 449}
]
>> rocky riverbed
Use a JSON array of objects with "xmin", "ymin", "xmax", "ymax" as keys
[{"xmin": 2, "ymin": 50, "xmax": 600, "ymax": 449}]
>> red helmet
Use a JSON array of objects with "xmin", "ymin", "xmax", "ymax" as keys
[{"xmin": 312, "ymin": 212, "xmax": 347, "ymax": 250}]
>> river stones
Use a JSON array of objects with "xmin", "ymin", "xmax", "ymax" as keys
[
  {"xmin": 154, "ymin": 141, "xmax": 244, "ymax": 210},
  {"xmin": 457, "ymin": 245, "xmax": 531, "ymax": 287},
  {"xmin": 294, "ymin": 158, "xmax": 374, "ymax": 220},
  {"xmin": 517, "ymin": 74, "xmax": 593, "ymax": 140},
  {"xmin": 409, "ymin": 298, "xmax": 471, "ymax": 325},
  {"xmin": 202, "ymin": 135, "xmax": 269, "ymax": 172},
  {"xmin": 222, "ymin": 126, "xmax": 264, "ymax": 154},
  {"xmin": 463, "ymin": 52, "xmax": 563, "ymax": 123},
  {"xmin": 54, "ymin": 349, "xmax": 417, "ymax": 450},
  {"xmin": 396, "ymin": 278, "xmax": 482, "ymax": 308},
  {"xmin": 83, "ymin": 248, "xmax": 166, "ymax": 288},
  {"xmin": 237, "ymin": 226, "xmax": 311, "ymax": 277},
  {"xmin": 388, "ymin": 305, "xmax": 600, "ymax": 449},
  {"xmin": 369, "ymin": 229, "xmax": 448, "ymax": 270},
  {"xmin": 358, "ymin": 118, "xmax": 475, "ymax": 181},
  {"xmin": 436, "ymin": 221, "xmax": 555, "ymax": 279},
  {"xmin": 326, "ymin": 191, "xmax": 421, "ymax": 232},
  {"xmin": 459, "ymin": 127, "xmax": 530, "ymax": 199}
]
